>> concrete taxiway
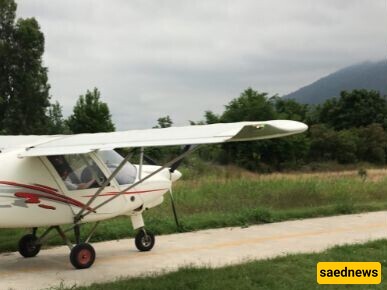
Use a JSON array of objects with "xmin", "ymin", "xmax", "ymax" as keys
[{"xmin": 0, "ymin": 211, "xmax": 386, "ymax": 290}]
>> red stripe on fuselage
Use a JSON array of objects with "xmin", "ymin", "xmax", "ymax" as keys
[
  {"xmin": 14, "ymin": 191, "xmax": 90, "ymax": 209},
  {"xmin": 39, "ymin": 204, "xmax": 56, "ymax": 210},
  {"xmin": 14, "ymin": 192, "xmax": 41, "ymax": 204},
  {"xmin": 0, "ymin": 181, "xmax": 94, "ymax": 211},
  {"xmin": 33, "ymin": 183, "xmax": 58, "ymax": 192}
]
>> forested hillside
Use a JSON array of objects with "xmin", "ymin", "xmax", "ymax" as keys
[{"xmin": 284, "ymin": 60, "xmax": 387, "ymax": 104}]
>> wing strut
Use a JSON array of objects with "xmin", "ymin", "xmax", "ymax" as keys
[{"xmin": 74, "ymin": 145, "xmax": 199, "ymax": 223}]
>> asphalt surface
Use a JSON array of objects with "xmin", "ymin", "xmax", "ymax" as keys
[{"xmin": 1, "ymin": 211, "xmax": 386, "ymax": 290}]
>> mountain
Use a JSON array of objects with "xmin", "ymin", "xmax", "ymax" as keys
[{"xmin": 283, "ymin": 60, "xmax": 387, "ymax": 104}]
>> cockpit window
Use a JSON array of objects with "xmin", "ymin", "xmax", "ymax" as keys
[
  {"xmin": 97, "ymin": 150, "xmax": 137, "ymax": 185},
  {"xmin": 48, "ymin": 154, "xmax": 106, "ymax": 191}
]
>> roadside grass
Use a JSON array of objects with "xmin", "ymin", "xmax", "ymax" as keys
[
  {"xmin": 1, "ymin": 165, "xmax": 387, "ymax": 252},
  {"xmin": 59, "ymin": 238, "xmax": 387, "ymax": 290}
]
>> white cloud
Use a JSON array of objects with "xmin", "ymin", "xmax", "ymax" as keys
[{"xmin": 16, "ymin": 0, "xmax": 387, "ymax": 129}]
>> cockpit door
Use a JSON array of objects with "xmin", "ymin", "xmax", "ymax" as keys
[{"xmin": 43, "ymin": 153, "xmax": 126, "ymax": 215}]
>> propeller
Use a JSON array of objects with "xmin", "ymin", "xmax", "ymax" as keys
[
  {"xmin": 168, "ymin": 145, "xmax": 191, "ymax": 230},
  {"xmin": 143, "ymin": 145, "xmax": 192, "ymax": 231}
]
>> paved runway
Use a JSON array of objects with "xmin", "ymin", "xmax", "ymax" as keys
[{"xmin": 1, "ymin": 211, "xmax": 387, "ymax": 290}]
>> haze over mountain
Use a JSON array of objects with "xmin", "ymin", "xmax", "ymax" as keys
[{"xmin": 283, "ymin": 60, "xmax": 387, "ymax": 104}]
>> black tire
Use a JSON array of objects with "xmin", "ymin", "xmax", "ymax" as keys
[
  {"xmin": 18, "ymin": 234, "xmax": 41, "ymax": 258},
  {"xmin": 70, "ymin": 243, "xmax": 96, "ymax": 269},
  {"xmin": 135, "ymin": 230, "xmax": 155, "ymax": 252}
]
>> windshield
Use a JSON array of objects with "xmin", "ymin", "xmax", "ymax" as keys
[{"xmin": 98, "ymin": 150, "xmax": 137, "ymax": 185}]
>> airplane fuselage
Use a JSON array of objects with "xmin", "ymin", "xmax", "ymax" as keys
[{"xmin": 0, "ymin": 150, "xmax": 179, "ymax": 228}]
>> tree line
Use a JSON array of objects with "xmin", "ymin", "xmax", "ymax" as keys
[{"xmin": 189, "ymin": 88, "xmax": 387, "ymax": 171}]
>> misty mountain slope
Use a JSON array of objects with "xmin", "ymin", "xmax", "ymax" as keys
[{"xmin": 284, "ymin": 60, "xmax": 387, "ymax": 104}]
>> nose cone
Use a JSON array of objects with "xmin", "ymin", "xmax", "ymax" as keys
[{"xmin": 171, "ymin": 170, "xmax": 182, "ymax": 182}]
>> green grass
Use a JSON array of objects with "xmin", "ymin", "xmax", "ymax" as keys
[
  {"xmin": 59, "ymin": 239, "xmax": 387, "ymax": 290},
  {"xmin": 2, "ymin": 165, "xmax": 387, "ymax": 253}
]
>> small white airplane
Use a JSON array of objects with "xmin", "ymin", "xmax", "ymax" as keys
[{"xmin": 0, "ymin": 120, "xmax": 307, "ymax": 269}]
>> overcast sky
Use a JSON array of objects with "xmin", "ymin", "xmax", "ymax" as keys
[{"xmin": 17, "ymin": 0, "xmax": 387, "ymax": 130}]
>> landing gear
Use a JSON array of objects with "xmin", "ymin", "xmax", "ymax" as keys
[
  {"xmin": 18, "ymin": 233, "xmax": 41, "ymax": 258},
  {"xmin": 16, "ymin": 223, "xmax": 156, "ymax": 268},
  {"xmin": 70, "ymin": 243, "xmax": 96, "ymax": 269},
  {"xmin": 131, "ymin": 214, "xmax": 155, "ymax": 252},
  {"xmin": 135, "ymin": 229, "xmax": 155, "ymax": 252},
  {"xmin": 68, "ymin": 225, "xmax": 96, "ymax": 269},
  {"xmin": 17, "ymin": 224, "xmax": 99, "ymax": 269}
]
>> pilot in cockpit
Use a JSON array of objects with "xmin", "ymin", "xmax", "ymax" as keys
[
  {"xmin": 49, "ymin": 155, "xmax": 96, "ymax": 191},
  {"xmin": 59, "ymin": 167, "xmax": 95, "ymax": 190}
]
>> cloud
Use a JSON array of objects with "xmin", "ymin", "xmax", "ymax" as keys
[{"xmin": 16, "ymin": 0, "xmax": 387, "ymax": 129}]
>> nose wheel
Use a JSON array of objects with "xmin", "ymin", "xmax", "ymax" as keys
[
  {"xmin": 135, "ymin": 229, "xmax": 155, "ymax": 251},
  {"xmin": 70, "ymin": 243, "xmax": 96, "ymax": 269}
]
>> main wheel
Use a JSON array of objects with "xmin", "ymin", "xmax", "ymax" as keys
[
  {"xmin": 135, "ymin": 230, "xmax": 155, "ymax": 251},
  {"xmin": 70, "ymin": 243, "xmax": 96, "ymax": 269},
  {"xmin": 18, "ymin": 234, "xmax": 41, "ymax": 258}
]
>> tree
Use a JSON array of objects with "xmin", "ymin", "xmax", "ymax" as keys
[
  {"xmin": 217, "ymin": 88, "xmax": 312, "ymax": 171},
  {"xmin": 67, "ymin": 88, "xmax": 115, "ymax": 133},
  {"xmin": 189, "ymin": 111, "xmax": 219, "ymax": 125},
  {"xmin": 0, "ymin": 0, "xmax": 17, "ymax": 131},
  {"xmin": 319, "ymin": 90, "xmax": 387, "ymax": 130},
  {"xmin": 221, "ymin": 88, "xmax": 276, "ymax": 122},
  {"xmin": 204, "ymin": 111, "xmax": 220, "ymax": 124},
  {"xmin": 309, "ymin": 124, "xmax": 359, "ymax": 164},
  {"xmin": 0, "ymin": 0, "xmax": 51, "ymax": 134},
  {"xmin": 357, "ymin": 124, "xmax": 387, "ymax": 164},
  {"xmin": 334, "ymin": 130, "xmax": 359, "ymax": 164},
  {"xmin": 309, "ymin": 124, "xmax": 338, "ymax": 161},
  {"xmin": 271, "ymin": 96, "xmax": 308, "ymax": 122},
  {"xmin": 153, "ymin": 115, "xmax": 172, "ymax": 128},
  {"xmin": 47, "ymin": 101, "xmax": 69, "ymax": 134}
]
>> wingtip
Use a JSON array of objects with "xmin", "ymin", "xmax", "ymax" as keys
[
  {"xmin": 266, "ymin": 120, "xmax": 308, "ymax": 133},
  {"xmin": 294, "ymin": 121, "xmax": 308, "ymax": 133}
]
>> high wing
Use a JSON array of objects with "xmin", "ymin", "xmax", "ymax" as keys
[
  {"xmin": 0, "ymin": 120, "xmax": 307, "ymax": 157},
  {"xmin": 0, "ymin": 136, "xmax": 61, "ymax": 153}
]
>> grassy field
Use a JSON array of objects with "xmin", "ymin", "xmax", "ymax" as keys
[
  {"xmin": 58, "ymin": 238, "xmax": 387, "ymax": 290},
  {"xmin": 1, "ymin": 165, "xmax": 387, "ymax": 252}
]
